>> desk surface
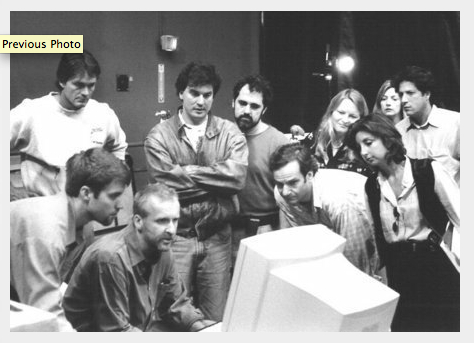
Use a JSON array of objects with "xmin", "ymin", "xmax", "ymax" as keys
[{"xmin": 199, "ymin": 322, "xmax": 222, "ymax": 332}]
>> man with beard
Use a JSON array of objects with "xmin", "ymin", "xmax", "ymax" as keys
[
  {"xmin": 231, "ymin": 75, "xmax": 288, "ymax": 266},
  {"xmin": 63, "ymin": 183, "xmax": 215, "ymax": 332},
  {"xmin": 10, "ymin": 148, "xmax": 131, "ymax": 331}
]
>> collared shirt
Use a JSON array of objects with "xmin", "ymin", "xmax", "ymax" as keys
[
  {"xmin": 396, "ymin": 105, "xmax": 460, "ymax": 184},
  {"xmin": 178, "ymin": 111, "xmax": 208, "ymax": 152},
  {"xmin": 373, "ymin": 158, "xmax": 460, "ymax": 244},
  {"xmin": 275, "ymin": 169, "xmax": 379, "ymax": 276},
  {"xmin": 63, "ymin": 225, "xmax": 204, "ymax": 332},
  {"xmin": 10, "ymin": 192, "xmax": 79, "ymax": 331}
]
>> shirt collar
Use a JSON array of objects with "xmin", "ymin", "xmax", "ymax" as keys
[
  {"xmin": 65, "ymin": 193, "xmax": 80, "ymax": 246},
  {"xmin": 178, "ymin": 109, "xmax": 208, "ymax": 131},
  {"xmin": 123, "ymin": 224, "xmax": 147, "ymax": 267},
  {"xmin": 312, "ymin": 172, "xmax": 323, "ymax": 209},
  {"xmin": 171, "ymin": 107, "xmax": 220, "ymax": 139},
  {"xmin": 407, "ymin": 105, "xmax": 441, "ymax": 131},
  {"xmin": 376, "ymin": 158, "xmax": 415, "ymax": 203}
]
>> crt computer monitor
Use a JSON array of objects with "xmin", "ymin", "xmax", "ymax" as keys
[{"xmin": 222, "ymin": 224, "xmax": 399, "ymax": 332}]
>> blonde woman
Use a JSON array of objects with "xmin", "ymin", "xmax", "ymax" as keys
[{"xmin": 312, "ymin": 88, "xmax": 372, "ymax": 176}]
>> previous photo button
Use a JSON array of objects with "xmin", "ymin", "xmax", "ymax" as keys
[{"xmin": 0, "ymin": 35, "xmax": 83, "ymax": 53}]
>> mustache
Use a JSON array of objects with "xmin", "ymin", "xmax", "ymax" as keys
[{"xmin": 237, "ymin": 114, "xmax": 252, "ymax": 120}]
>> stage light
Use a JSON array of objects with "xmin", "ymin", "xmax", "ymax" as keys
[{"xmin": 337, "ymin": 56, "xmax": 355, "ymax": 73}]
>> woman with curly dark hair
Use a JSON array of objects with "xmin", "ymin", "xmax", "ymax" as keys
[{"xmin": 346, "ymin": 114, "xmax": 460, "ymax": 332}]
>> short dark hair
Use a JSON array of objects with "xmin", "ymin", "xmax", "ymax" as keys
[
  {"xmin": 56, "ymin": 50, "xmax": 101, "ymax": 90},
  {"xmin": 232, "ymin": 74, "xmax": 274, "ymax": 108},
  {"xmin": 269, "ymin": 142, "xmax": 318, "ymax": 176},
  {"xmin": 133, "ymin": 183, "xmax": 178, "ymax": 218},
  {"xmin": 65, "ymin": 148, "xmax": 131, "ymax": 197},
  {"xmin": 345, "ymin": 114, "xmax": 406, "ymax": 166},
  {"xmin": 175, "ymin": 61, "xmax": 222, "ymax": 96},
  {"xmin": 392, "ymin": 65, "xmax": 435, "ymax": 95}
]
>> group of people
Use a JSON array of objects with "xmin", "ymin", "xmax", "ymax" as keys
[{"xmin": 10, "ymin": 50, "xmax": 460, "ymax": 332}]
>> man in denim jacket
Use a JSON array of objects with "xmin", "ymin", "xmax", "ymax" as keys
[{"xmin": 144, "ymin": 62, "xmax": 248, "ymax": 321}]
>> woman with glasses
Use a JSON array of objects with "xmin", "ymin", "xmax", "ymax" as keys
[{"xmin": 346, "ymin": 114, "xmax": 460, "ymax": 332}]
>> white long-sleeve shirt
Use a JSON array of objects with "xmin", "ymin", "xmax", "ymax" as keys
[{"xmin": 10, "ymin": 92, "xmax": 127, "ymax": 196}]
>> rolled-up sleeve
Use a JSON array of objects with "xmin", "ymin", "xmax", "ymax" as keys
[{"xmin": 157, "ymin": 259, "xmax": 204, "ymax": 330}]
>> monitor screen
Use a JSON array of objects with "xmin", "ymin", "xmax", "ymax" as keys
[{"xmin": 222, "ymin": 225, "xmax": 399, "ymax": 332}]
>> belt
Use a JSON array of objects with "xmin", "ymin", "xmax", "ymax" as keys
[
  {"xmin": 388, "ymin": 239, "xmax": 440, "ymax": 254},
  {"xmin": 179, "ymin": 193, "xmax": 213, "ymax": 207},
  {"xmin": 246, "ymin": 213, "xmax": 279, "ymax": 226},
  {"xmin": 21, "ymin": 153, "xmax": 61, "ymax": 173}
]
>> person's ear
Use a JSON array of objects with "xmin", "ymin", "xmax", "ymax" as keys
[
  {"xmin": 179, "ymin": 92, "xmax": 184, "ymax": 101},
  {"xmin": 133, "ymin": 214, "xmax": 143, "ymax": 232},
  {"xmin": 305, "ymin": 171, "xmax": 314, "ymax": 183},
  {"xmin": 232, "ymin": 99, "xmax": 235, "ymax": 108},
  {"xmin": 79, "ymin": 186, "xmax": 92, "ymax": 202},
  {"xmin": 262, "ymin": 107, "xmax": 267, "ymax": 115}
]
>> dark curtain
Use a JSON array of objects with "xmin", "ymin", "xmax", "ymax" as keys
[{"xmin": 261, "ymin": 11, "xmax": 460, "ymax": 133}]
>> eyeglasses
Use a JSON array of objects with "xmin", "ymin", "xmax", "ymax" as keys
[{"xmin": 392, "ymin": 207, "xmax": 400, "ymax": 234}]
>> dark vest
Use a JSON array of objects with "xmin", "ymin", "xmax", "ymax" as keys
[{"xmin": 365, "ymin": 158, "xmax": 449, "ymax": 264}]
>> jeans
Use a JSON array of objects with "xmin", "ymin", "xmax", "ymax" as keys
[
  {"xmin": 231, "ymin": 219, "xmax": 278, "ymax": 269},
  {"xmin": 171, "ymin": 224, "xmax": 232, "ymax": 321}
]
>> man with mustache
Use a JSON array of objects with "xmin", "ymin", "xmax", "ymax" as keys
[
  {"xmin": 10, "ymin": 50, "xmax": 128, "ymax": 197},
  {"xmin": 144, "ymin": 62, "xmax": 248, "ymax": 321},
  {"xmin": 270, "ymin": 143, "xmax": 380, "ymax": 277},
  {"xmin": 63, "ymin": 183, "xmax": 215, "ymax": 332},
  {"xmin": 231, "ymin": 74, "xmax": 288, "ymax": 266},
  {"xmin": 393, "ymin": 66, "xmax": 460, "ymax": 185},
  {"xmin": 10, "ymin": 148, "xmax": 131, "ymax": 331}
]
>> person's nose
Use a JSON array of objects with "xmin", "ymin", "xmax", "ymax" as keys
[
  {"xmin": 196, "ymin": 94, "xmax": 205, "ymax": 105},
  {"xmin": 243, "ymin": 104, "xmax": 251, "ymax": 114},
  {"xmin": 360, "ymin": 145, "xmax": 369, "ymax": 157},
  {"xmin": 341, "ymin": 114, "xmax": 351, "ymax": 124},
  {"xmin": 81, "ymin": 87, "xmax": 91, "ymax": 97},
  {"xmin": 165, "ymin": 221, "xmax": 177, "ymax": 235},
  {"xmin": 400, "ymin": 93, "xmax": 408, "ymax": 104},
  {"xmin": 115, "ymin": 198, "xmax": 123, "ymax": 211},
  {"xmin": 281, "ymin": 184, "xmax": 291, "ymax": 197}
]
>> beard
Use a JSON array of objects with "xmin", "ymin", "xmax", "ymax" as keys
[{"xmin": 236, "ymin": 114, "xmax": 260, "ymax": 132}]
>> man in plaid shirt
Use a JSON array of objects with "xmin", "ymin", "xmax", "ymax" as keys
[{"xmin": 270, "ymin": 143, "xmax": 380, "ymax": 277}]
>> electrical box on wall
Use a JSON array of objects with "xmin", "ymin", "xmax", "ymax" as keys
[{"xmin": 116, "ymin": 74, "xmax": 130, "ymax": 91}]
